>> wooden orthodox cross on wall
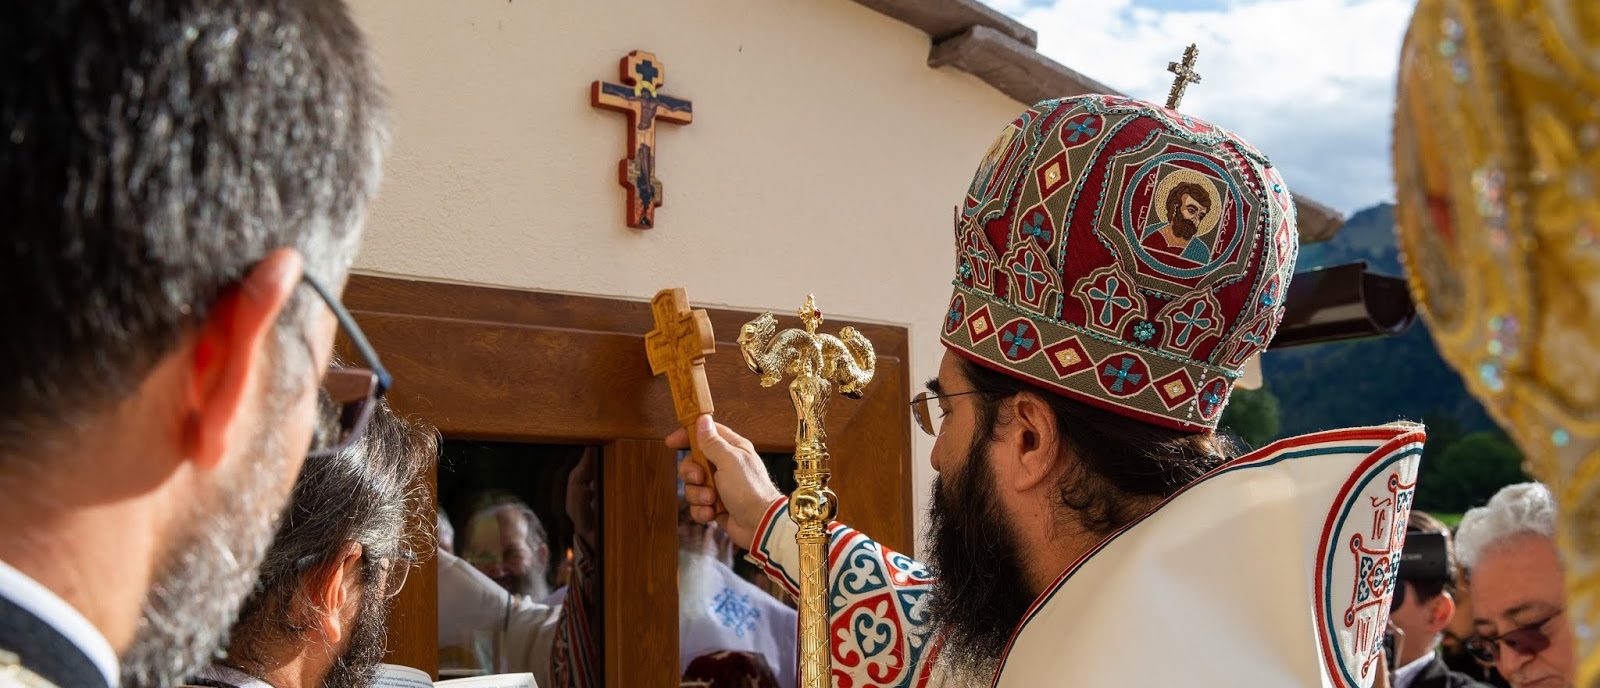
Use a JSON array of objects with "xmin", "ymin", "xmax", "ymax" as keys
[{"xmin": 591, "ymin": 50, "xmax": 693, "ymax": 229}]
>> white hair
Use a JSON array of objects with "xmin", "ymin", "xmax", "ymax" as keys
[{"xmin": 1454, "ymin": 482, "xmax": 1558, "ymax": 569}]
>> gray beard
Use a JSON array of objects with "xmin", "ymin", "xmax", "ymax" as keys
[{"xmin": 118, "ymin": 390, "xmax": 298, "ymax": 688}]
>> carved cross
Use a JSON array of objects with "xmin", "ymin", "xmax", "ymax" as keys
[
  {"xmin": 591, "ymin": 51, "xmax": 694, "ymax": 229},
  {"xmin": 646, "ymin": 288, "xmax": 721, "ymax": 504},
  {"xmin": 1166, "ymin": 43, "xmax": 1203, "ymax": 110}
]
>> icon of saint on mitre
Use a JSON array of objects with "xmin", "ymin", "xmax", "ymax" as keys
[{"xmin": 1139, "ymin": 168, "xmax": 1223, "ymax": 266}]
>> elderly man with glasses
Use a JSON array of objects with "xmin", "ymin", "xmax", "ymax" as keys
[
  {"xmin": 1455, "ymin": 483, "xmax": 1576, "ymax": 688},
  {"xmin": 185, "ymin": 399, "xmax": 433, "ymax": 688}
]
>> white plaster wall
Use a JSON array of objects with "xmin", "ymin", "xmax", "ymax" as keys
[{"xmin": 348, "ymin": 0, "xmax": 1027, "ymax": 548}]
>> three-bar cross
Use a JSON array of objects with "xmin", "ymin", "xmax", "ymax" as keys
[{"xmin": 591, "ymin": 51, "xmax": 694, "ymax": 229}]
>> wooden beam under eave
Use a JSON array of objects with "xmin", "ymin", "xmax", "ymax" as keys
[{"xmin": 928, "ymin": 25, "xmax": 1116, "ymax": 106}]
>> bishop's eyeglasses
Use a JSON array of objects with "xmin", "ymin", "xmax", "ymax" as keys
[
  {"xmin": 302, "ymin": 273, "xmax": 391, "ymax": 460},
  {"xmin": 909, "ymin": 389, "xmax": 984, "ymax": 437}
]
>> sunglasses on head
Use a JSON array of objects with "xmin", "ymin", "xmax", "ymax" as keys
[{"xmin": 1464, "ymin": 610, "xmax": 1564, "ymax": 665}]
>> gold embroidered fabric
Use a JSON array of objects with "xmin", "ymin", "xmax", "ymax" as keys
[{"xmin": 1393, "ymin": 1, "xmax": 1600, "ymax": 683}]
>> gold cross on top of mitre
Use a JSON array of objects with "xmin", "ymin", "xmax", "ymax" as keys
[{"xmin": 1166, "ymin": 43, "xmax": 1202, "ymax": 109}]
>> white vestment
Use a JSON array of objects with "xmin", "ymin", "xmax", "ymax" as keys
[
  {"xmin": 437, "ymin": 549, "xmax": 560, "ymax": 686},
  {"xmin": 679, "ymin": 550, "xmax": 798, "ymax": 688},
  {"xmin": 749, "ymin": 425, "xmax": 1425, "ymax": 687}
]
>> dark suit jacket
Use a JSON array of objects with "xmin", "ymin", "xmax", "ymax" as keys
[
  {"xmin": 0, "ymin": 593, "xmax": 110, "ymax": 688},
  {"xmin": 1409, "ymin": 654, "xmax": 1497, "ymax": 688},
  {"xmin": 1439, "ymin": 645, "xmax": 1512, "ymax": 688}
]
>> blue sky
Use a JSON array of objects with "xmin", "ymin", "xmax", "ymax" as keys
[{"xmin": 983, "ymin": 0, "xmax": 1417, "ymax": 215}]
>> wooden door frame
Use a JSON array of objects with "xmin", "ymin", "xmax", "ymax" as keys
[{"xmin": 342, "ymin": 275, "xmax": 915, "ymax": 685}]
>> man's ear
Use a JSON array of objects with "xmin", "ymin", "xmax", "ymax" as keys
[
  {"xmin": 183, "ymin": 249, "xmax": 303, "ymax": 471},
  {"xmin": 1005, "ymin": 392, "xmax": 1061, "ymax": 493},
  {"xmin": 310, "ymin": 541, "xmax": 365, "ymax": 646},
  {"xmin": 1429, "ymin": 591, "xmax": 1457, "ymax": 633}
]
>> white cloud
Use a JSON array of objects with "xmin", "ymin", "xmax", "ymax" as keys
[{"xmin": 998, "ymin": 0, "xmax": 1415, "ymax": 214}]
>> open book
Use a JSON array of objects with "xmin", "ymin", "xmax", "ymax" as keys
[{"xmin": 374, "ymin": 663, "xmax": 536, "ymax": 688}]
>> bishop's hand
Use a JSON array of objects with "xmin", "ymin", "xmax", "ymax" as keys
[{"xmin": 668, "ymin": 415, "xmax": 784, "ymax": 550}]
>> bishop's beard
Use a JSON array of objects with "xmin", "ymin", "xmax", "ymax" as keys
[{"xmin": 923, "ymin": 432, "xmax": 1037, "ymax": 682}]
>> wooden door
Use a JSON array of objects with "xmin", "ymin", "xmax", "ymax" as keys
[{"xmin": 343, "ymin": 275, "xmax": 914, "ymax": 686}]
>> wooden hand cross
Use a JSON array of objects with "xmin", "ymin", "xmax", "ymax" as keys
[{"xmin": 646, "ymin": 288, "xmax": 722, "ymax": 508}]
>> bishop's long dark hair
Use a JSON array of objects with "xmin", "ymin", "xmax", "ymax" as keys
[{"xmin": 959, "ymin": 357, "xmax": 1236, "ymax": 534}]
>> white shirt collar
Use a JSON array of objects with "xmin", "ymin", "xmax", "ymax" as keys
[
  {"xmin": 0, "ymin": 558, "xmax": 120, "ymax": 687},
  {"xmin": 1393, "ymin": 649, "xmax": 1437, "ymax": 688}
]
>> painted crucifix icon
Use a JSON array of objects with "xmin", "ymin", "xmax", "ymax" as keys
[{"xmin": 590, "ymin": 50, "xmax": 694, "ymax": 229}]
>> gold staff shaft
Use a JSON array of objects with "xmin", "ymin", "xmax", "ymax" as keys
[
  {"xmin": 794, "ymin": 448, "xmax": 833, "ymax": 687},
  {"xmin": 738, "ymin": 295, "xmax": 875, "ymax": 688}
]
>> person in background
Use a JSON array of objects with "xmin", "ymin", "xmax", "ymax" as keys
[
  {"xmin": 678, "ymin": 495, "xmax": 796, "ymax": 688},
  {"xmin": 437, "ymin": 457, "xmax": 599, "ymax": 687},
  {"xmin": 1455, "ymin": 483, "xmax": 1575, "ymax": 688},
  {"xmin": 1440, "ymin": 534, "xmax": 1510, "ymax": 688},
  {"xmin": 185, "ymin": 401, "xmax": 434, "ymax": 688},
  {"xmin": 439, "ymin": 508, "xmax": 457, "ymax": 557},
  {"xmin": 0, "ymin": 2, "xmax": 388, "ymax": 687},
  {"xmin": 464, "ymin": 500, "xmax": 553, "ymax": 600},
  {"xmin": 1388, "ymin": 511, "xmax": 1493, "ymax": 688}
]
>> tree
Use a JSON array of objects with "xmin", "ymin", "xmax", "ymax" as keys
[
  {"xmin": 1413, "ymin": 430, "xmax": 1529, "ymax": 513},
  {"xmin": 1220, "ymin": 386, "xmax": 1281, "ymax": 449}
]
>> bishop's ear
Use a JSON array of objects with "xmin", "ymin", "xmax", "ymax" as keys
[{"xmin": 1004, "ymin": 392, "xmax": 1063, "ymax": 493}]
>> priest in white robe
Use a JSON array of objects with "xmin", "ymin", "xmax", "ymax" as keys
[
  {"xmin": 437, "ymin": 458, "xmax": 600, "ymax": 688},
  {"xmin": 676, "ymin": 92, "xmax": 1424, "ymax": 687}
]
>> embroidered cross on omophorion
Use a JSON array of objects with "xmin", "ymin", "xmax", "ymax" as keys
[
  {"xmin": 590, "ymin": 51, "xmax": 694, "ymax": 229},
  {"xmin": 1165, "ymin": 44, "xmax": 1203, "ymax": 110}
]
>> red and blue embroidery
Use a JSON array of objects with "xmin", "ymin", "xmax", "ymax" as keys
[
  {"xmin": 940, "ymin": 94, "xmax": 1297, "ymax": 432},
  {"xmin": 752, "ymin": 500, "xmax": 937, "ymax": 688}
]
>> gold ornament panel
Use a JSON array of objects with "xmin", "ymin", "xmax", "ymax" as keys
[{"xmin": 1394, "ymin": 1, "xmax": 1600, "ymax": 684}]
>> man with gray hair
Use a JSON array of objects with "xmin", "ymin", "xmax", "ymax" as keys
[
  {"xmin": 1456, "ymin": 483, "xmax": 1576, "ymax": 688},
  {"xmin": 185, "ymin": 401, "xmax": 435, "ymax": 688},
  {"xmin": 0, "ymin": 3, "xmax": 388, "ymax": 688},
  {"xmin": 464, "ymin": 500, "xmax": 553, "ymax": 601}
]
